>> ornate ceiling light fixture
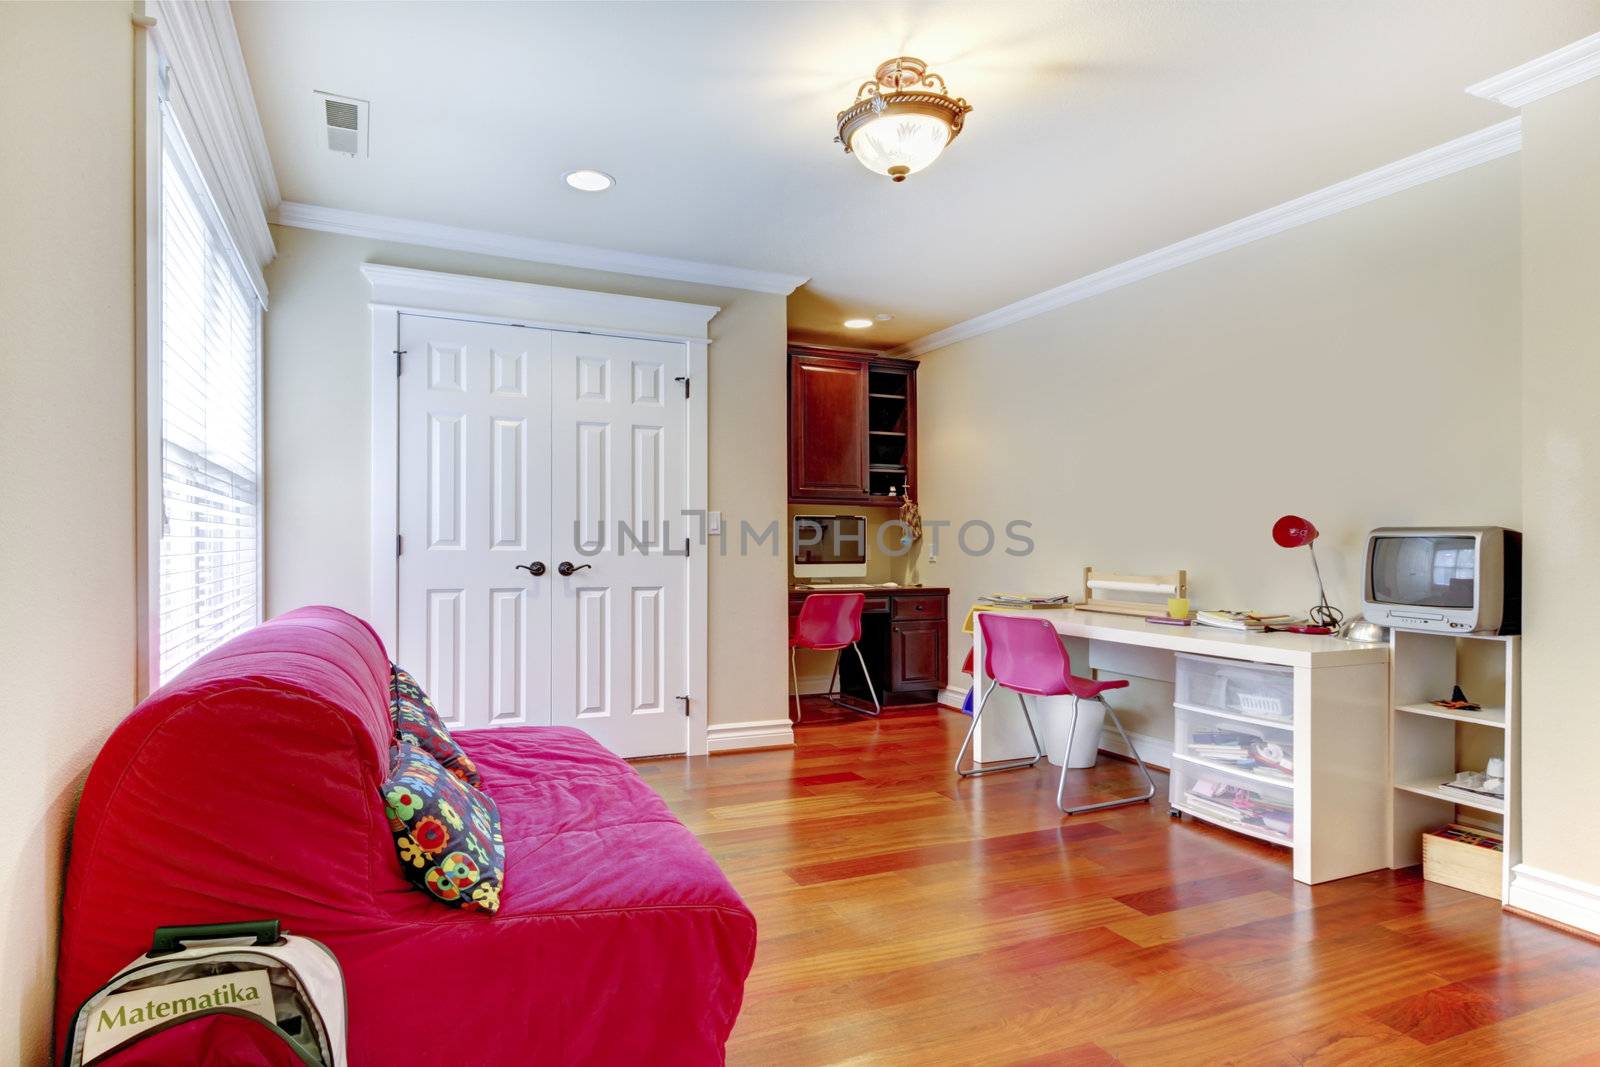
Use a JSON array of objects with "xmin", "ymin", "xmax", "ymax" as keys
[{"xmin": 835, "ymin": 56, "xmax": 972, "ymax": 182}]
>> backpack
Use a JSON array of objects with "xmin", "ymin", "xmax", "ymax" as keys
[{"xmin": 62, "ymin": 921, "xmax": 347, "ymax": 1067}]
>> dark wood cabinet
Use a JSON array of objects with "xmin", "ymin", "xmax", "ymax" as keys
[
  {"xmin": 788, "ymin": 352, "xmax": 868, "ymax": 499},
  {"xmin": 788, "ymin": 346, "xmax": 917, "ymax": 507},
  {"xmin": 788, "ymin": 587, "xmax": 948, "ymax": 708},
  {"xmin": 890, "ymin": 620, "xmax": 946, "ymax": 692}
]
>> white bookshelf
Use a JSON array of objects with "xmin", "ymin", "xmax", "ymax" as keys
[{"xmin": 1388, "ymin": 629, "xmax": 1520, "ymax": 902}]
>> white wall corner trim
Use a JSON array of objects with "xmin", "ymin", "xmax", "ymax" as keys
[
  {"xmin": 1467, "ymin": 32, "xmax": 1600, "ymax": 107},
  {"xmin": 360, "ymin": 263, "xmax": 720, "ymax": 341},
  {"xmin": 1508, "ymin": 863, "xmax": 1600, "ymax": 937},
  {"xmin": 890, "ymin": 118, "xmax": 1522, "ymax": 358},
  {"xmin": 277, "ymin": 202, "xmax": 809, "ymax": 296},
  {"xmin": 706, "ymin": 718, "xmax": 796, "ymax": 753}
]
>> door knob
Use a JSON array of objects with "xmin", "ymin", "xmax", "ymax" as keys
[
  {"xmin": 515, "ymin": 561, "xmax": 546, "ymax": 577},
  {"xmin": 557, "ymin": 561, "xmax": 592, "ymax": 577}
]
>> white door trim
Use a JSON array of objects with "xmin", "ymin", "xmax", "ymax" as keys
[
  {"xmin": 362, "ymin": 263, "xmax": 720, "ymax": 340},
  {"xmin": 367, "ymin": 265, "xmax": 717, "ymax": 755}
]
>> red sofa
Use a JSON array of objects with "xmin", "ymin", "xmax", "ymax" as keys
[{"xmin": 55, "ymin": 606, "xmax": 756, "ymax": 1065}]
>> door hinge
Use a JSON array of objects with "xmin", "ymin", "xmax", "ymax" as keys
[
  {"xmin": 396, "ymin": 534, "xmax": 403, "ymax": 556},
  {"xmin": 394, "ymin": 349, "xmax": 406, "ymax": 376},
  {"xmin": 674, "ymin": 375, "xmax": 690, "ymax": 399},
  {"xmin": 677, "ymin": 694, "xmax": 691, "ymax": 718}
]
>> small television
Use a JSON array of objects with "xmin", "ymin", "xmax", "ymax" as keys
[
  {"xmin": 1362, "ymin": 527, "xmax": 1520, "ymax": 635},
  {"xmin": 793, "ymin": 515, "xmax": 868, "ymax": 581}
]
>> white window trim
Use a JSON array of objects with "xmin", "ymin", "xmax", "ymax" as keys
[
  {"xmin": 136, "ymin": 33, "xmax": 161, "ymax": 697},
  {"xmin": 135, "ymin": 34, "xmax": 266, "ymax": 696}
]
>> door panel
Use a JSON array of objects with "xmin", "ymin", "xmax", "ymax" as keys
[
  {"xmin": 398, "ymin": 316, "xmax": 553, "ymax": 730},
  {"xmin": 550, "ymin": 332, "xmax": 689, "ymax": 757},
  {"xmin": 487, "ymin": 587, "xmax": 527, "ymax": 724}
]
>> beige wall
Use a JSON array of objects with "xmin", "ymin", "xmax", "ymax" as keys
[
  {"xmin": 1518, "ymin": 76, "xmax": 1600, "ymax": 888},
  {"xmin": 0, "ymin": 3, "xmax": 136, "ymax": 1062},
  {"xmin": 262, "ymin": 225, "xmax": 789, "ymax": 727},
  {"xmin": 915, "ymin": 158, "xmax": 1523, "ymax": 740}
]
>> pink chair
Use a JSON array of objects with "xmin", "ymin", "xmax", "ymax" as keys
[
  {"xmin": 789, "ymin": 592, "xmax": 881, "ymax": 722},
  {"xmin": 956, "ymin": 613, "xmax": 1156, "ymax": 814}
]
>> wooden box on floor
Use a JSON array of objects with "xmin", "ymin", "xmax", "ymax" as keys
[{"xmin": 1422, "ymin": 824, "xmax": 1504, "ymax": 899}]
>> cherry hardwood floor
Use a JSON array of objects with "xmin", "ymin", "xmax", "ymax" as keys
[{"xmin": 639, "ymin": 702, "xmax": 1600, "ymax": 1067}]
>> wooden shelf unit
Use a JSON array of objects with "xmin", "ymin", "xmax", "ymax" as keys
[
  {"xmin": 1388, "ymin": 629, "xmax": 1520, "ymax": 902},
  {"xmin": 788, "ymin": 345, "xmax": 917, "ymax": 507}
]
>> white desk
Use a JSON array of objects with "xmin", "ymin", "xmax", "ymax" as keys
[{"xmin": 971, "ymin": 609, "xmax": 1390, "ymax": 884}]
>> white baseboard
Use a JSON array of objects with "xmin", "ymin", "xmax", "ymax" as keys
[
  {"xmin": 706, "ymin": 718, "xmax": 795, "ymax": 753},
  {"xmin": 1508, "ymin": 863, "xmax": 1600, "ymax": 937},
  {"xmin": 938, "ymin": 686, "xmax": 967, "ymax": 708},
  {"xmin": 1098, "ymin": 728, "xmax": 1173, "ymax": 774}
]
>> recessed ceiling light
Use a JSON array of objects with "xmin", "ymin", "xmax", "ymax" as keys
[
  {"xmin": 843, "ymin": 318, "xmax": 874, "ymax": 329},
  {"xmin": 564, "ymin": 169, "xmax": 614, "ymax": 192},
  {"xmin": 874, "ymin": 313, "xmax": 894, "ymax": 322}
]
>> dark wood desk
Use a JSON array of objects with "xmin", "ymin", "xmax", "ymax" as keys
[{"xmin": 788, "ymin": 587, "xmax": 949, "ymax": 709}]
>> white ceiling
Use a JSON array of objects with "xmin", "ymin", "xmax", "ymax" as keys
[{"xmin": 233, "ymin": 1, "xmax": 1599, "ymax": 349}]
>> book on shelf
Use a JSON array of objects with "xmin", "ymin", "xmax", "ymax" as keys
[
  {"xmin": 1186, "ymin": 730, "xmax": 1294, "ymax": 778},
  {"xmin": 1428, "ymin": 824, "xmax": 1504, "ymax": 852},
  {"xmin": 1194, "ymin": 610, "xmax": 1298, "ymax": 631}
]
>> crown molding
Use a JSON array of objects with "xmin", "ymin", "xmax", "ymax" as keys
[
  {"xmin": 1467, "ymin": 32, "xmax": 1600, "ymax": 108},
  {"xmin": 890, "ymin": 118, "xmax": 1522, "ymax": 358},
  {"xmin": 274, "ymin": 202, "xmax": 809, "ymax": 296}
]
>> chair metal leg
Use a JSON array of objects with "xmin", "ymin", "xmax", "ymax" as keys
[
  {"xmin": 790, "ymin": 648, "xmax": 803, "ymax": 724},
  {"xmin": 1057, "ymin": 695, "xmax": 1158, "ymax": 815},
  {"xmin": 955, "ymin": 681, "xmax": 1045, "ymax": 777},
  {"xmin": 824, "ymin": 651, "xmax": 842, "ymax": 705},
  {"xmin": 849, "ymin": 642, "xmax": 881, "ymax": 717}
]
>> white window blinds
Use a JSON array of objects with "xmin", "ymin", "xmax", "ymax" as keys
[{"xmin": 157, "ymin": 115, "xmax": 262, "ymax": 684}]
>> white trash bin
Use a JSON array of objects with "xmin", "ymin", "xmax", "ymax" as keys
[{"xmin": 1039, "ymin": 694, "xmax": 1105, "ymax": 769}]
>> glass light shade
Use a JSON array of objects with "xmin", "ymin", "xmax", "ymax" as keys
[{"xmin": 848, "ymin": 111, "xmax": 951, "ymax": 180}]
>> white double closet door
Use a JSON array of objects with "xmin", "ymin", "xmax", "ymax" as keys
[{"xmin": 396, "ymin": 313, "xmax": 690, "ymax": 758}]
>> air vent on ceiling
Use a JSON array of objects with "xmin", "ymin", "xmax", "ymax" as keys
[{"xmin": 314, "ymin": 91, "xmax": 368, "ymax": 157}]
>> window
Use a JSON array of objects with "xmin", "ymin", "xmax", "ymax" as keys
[{"xmin": 152, "ymin": 113, "xmax": 262, "ymax": 684}]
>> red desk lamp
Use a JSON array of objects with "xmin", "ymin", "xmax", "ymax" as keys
[{"xmin": 1272, "ymin": 515, "xmax": 1343, "ymax": 631}]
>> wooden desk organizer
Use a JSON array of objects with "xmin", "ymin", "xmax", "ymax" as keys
[{"xmin": 1079, "ymin": 567, "xmax": 1188, "ymax": 617}]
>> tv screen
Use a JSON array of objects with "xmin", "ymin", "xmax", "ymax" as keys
[{"xmin": 1371, "ymin": 535, "xmax": 1476, "ymax": 608}]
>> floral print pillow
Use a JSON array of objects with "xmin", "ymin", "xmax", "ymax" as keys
[
  {"xmin": 383, "ymin": 742, "xmax": 506, "ymax": 913},
  {"xmin": 390, "ymin": 664, "xmax": 481, "ymax": 788}
]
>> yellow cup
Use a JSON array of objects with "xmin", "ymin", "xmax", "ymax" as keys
[{"xmin": 1167, "ymin": 597, "xmax": 1190, "ymax": 620}]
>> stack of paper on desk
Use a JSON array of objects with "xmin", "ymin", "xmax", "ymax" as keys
[
  {"xmin": 1194, "ymin": 610, "xmax": 1297, "ymax": 631},
  {"xmin": 977, "ymin": 593, "xmax": 1073, "ymax": 608}
]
